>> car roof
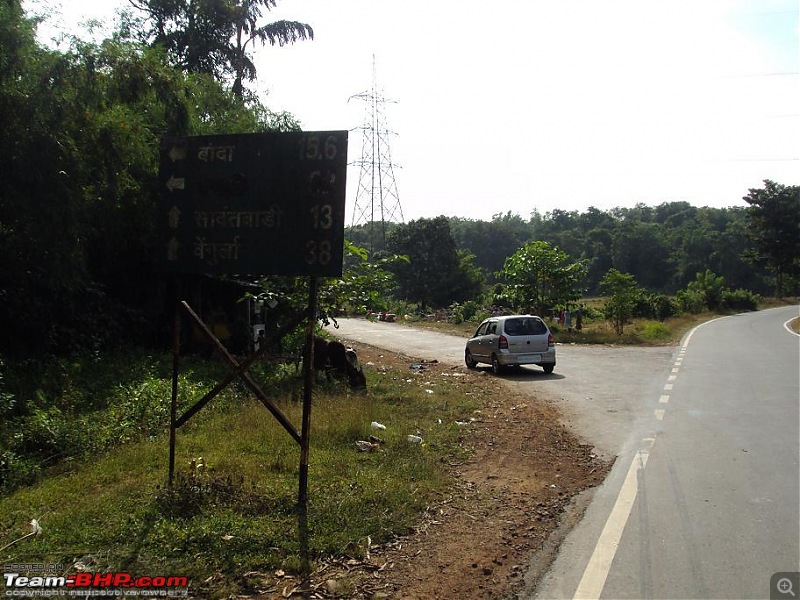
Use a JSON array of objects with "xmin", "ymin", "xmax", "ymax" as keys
[
  {"xmin": 485, "ymin": 314, "xmax": 542, "ymax": 321},
  {"xmin": 479, "ymin": 315, "xmax": 545, "ymax": 326}
]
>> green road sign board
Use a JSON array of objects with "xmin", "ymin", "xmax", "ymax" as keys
[{"xmin": 160, "ymin": 131, "xmax": 348, "ymax": 277}]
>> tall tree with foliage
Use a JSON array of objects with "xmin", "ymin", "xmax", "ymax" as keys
[
  {"xmin": 498, "ymin": 241, "xmax": 587, "ymax": 316},
  {"xmin": 611, "ymin": 221, "xmax": 670, "ymax": 291},
  {"xmin": 449, "ymin": 212, "xmax": 533, "ymax": 278},
  {"xmin": 0, "ymin": 3, "xmax": 295, "ymax": 354},
  {"xmin": 743, "ymin": 180, "xmax": 800, "ymax": 297},
  {"xmin": 125, "ymin": 0, "xmax": 313, "ymax": 96},
  {"xmin": 386, "ymin": 217, "xmax": 483, "ymax": 308},
  {"xmin": 600, "ymin": 269, "xmax": 642, "ymax": 335}
]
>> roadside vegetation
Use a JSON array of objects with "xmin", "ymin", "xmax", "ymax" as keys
[
  {"xmin": 0, "ymin": 352, "xmax": 481, "ymax": 596},
  {"xmin": 1, "ymin": 2, "xmax": 798, "ymax": 596}
]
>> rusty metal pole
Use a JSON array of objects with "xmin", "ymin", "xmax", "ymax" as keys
[
  {"xmin": 298, "ymin": 276, "xmax": 317, "ymax": 582},
  {"xmin": 169, "ymin": 289, "xmax": 181, "ymax": 486},
  {"xmin": 299, "ymin": 276, "xmax": 317, "ymax": 504}
]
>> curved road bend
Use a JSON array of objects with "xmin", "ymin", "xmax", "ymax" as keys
[
  {"xmin": 533, "ymin": 305, "xmax": 800, "ymax": 600},
  {"xmin": 327, "ymin": 307, "xmax": 800, "ymax": 599}
]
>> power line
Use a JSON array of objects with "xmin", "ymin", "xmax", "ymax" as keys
[{"xmin": 348, "ymin": 55, "xmax": 404, "ymax": 252}]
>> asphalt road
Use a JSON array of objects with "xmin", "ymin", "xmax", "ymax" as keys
[
  {"xmin": 327, "ymin": 308, "xmax": 800, "ymax": 599},
  {"xmin": 533, "ymin": 305, "xmax": 800, "ymax": 600}
]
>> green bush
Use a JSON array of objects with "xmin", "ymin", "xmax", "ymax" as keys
[
  {"xmin": 640, "ymin": 321, "xmax": 671, "ymax": 340},
  {"xmin": 0, "ymin": 351, "xmax": 252, "ymax": 494},
  {"xmin": 449, "ymin": 300, "xmax": 482, "ymax": 324},
  {"xmin": 721, "ymin": 289, "xmax": 761, "ymax": 311},
  {"xmin": 676, "ymin": 289, "xmax": 706, "ymax": 314},
  {"xmin": 637, "ymin": 293, "xmax": 677, "ymax": 321}
]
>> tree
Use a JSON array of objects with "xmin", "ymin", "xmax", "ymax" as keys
[
  {"xmin": 743, "ymin": 180, "xmax": 800, "ymax": 297},
  {"xmin": 229, "ymin": 0, "xmax": 313, "ymax": 97},
  {"xmin": 684, "ymin": 269, "xmax": 726, "ymax": 311},
  {"xmin": 449, "ymin": 212, "xmax": 532, "ymax": 278},
  {"xmin": 125, "ymin": 0, "xmax": 313, "ymax": 96},
  {"xmin": 0, "ymin": 7, "xmax": 292, "ymax": 354},
  {"xmin": 611, "ymin": 221, "xmax": 670, "ymax": 291},
  {"xmin": 386, "ymin": 217, "xmax": 483, "ymax": 308},
  {"xmin": 600, "ymin": 269, "xmax": 642, "ymax": 335},
  {"xmin": 498, "ymin": 241, "xmax": 587, "ymax": 316},
  {"xmin": 325, "ymin": 241, "xmax": 406, "ymax": 315}
]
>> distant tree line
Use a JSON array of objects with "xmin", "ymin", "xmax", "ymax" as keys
[
  {"xmin": 1, "ymin": 1, "xmax": 797, "ymax": 359},
  {"xmin": 347, "ymin": 186, "xmax": 799, "ymax": 312}
]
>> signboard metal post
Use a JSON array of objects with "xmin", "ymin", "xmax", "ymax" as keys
[{"xmin": 159, "ymin": 131, "xmax": 347, "ymax": 571}]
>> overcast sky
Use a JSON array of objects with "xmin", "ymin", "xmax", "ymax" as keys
[{"xmin": 32, "ymin": 0, "xmax": 800, "ymax": 223}]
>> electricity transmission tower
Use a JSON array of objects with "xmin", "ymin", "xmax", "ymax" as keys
[{"xmin": 349, "ymin": 56, "xmax": 403, "ymax": 251}]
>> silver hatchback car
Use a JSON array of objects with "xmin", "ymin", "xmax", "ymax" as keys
[{"xmin": 465, "ymin": 315, "xmax": 556, "ymax": 374}]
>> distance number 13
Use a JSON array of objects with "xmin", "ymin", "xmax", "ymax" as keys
[{"xmin": 310, "ymin": 204, "xmax": 333, "ymax": 229}]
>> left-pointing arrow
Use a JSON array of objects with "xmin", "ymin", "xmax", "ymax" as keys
[
  {"xmin": 169, "ymin": 145, "xmax": 186, "ymax": 162},
  {"xmin": 166, "ymin": 176, "xmax": 185, "ymax": 192}
]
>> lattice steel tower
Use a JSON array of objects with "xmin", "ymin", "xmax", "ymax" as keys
[{"xmin": 349, "ymin": 56, "xmax": 403, "ymax": 250}]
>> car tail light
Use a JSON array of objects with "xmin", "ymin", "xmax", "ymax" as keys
[
  {"xmin": 499, "ymin": 335, "xmax": 508, "ymax": 350},
  {"xmin": 548, "ymin": 333, "xmax": 554, "ymax": 347}
]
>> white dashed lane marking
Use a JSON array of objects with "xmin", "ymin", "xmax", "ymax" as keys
[{"xmin": 572, "ymin": 337, "xmax": 697, "ymax": 598}]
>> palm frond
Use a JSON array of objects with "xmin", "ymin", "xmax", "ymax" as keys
[{"xmin": 255, "ymin": 20, "xmax": 314, "ymax": 47}]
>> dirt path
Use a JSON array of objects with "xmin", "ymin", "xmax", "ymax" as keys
[{"xmin": 260, "ymin": 343, "xmax": 613, "ymax": 599}]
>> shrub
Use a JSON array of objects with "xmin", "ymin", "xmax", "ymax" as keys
[
  {"xmin": 685, "ymin": 270, "xmax": 726, "ymax": 311},
  {"xmin": 449, "ymin": 300, "xmax": 482, "ymax": 324},
  {"xmin": 643, "ymin": 293, "xmax": 677, "ymax": 321},
  {"xmin": 721, "ymin": 289, "xmax": 761, "ymax": 312},
  {"xmin": 640, "ymin": 322, "xmax": 671, "ymax": 340},
  {"xmin": 676, "ymin": 289, "xmax": 705, "ymax": 314}
]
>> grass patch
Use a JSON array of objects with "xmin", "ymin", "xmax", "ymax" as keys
[
  {"xmin": 411, "ymin": 297, "xmax": 773, "ymax": 346},
  {"xmin": 0, "ymin": 355, "xmax": 479, "ymax": 597},
  {"xmin": 416, "ymin": 312, "xmax": 710, "ymax": 346}
]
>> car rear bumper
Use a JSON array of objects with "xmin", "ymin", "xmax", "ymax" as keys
[{"xmin": 496, "ymin": 349, "xmax": 556, "ymax": 366}]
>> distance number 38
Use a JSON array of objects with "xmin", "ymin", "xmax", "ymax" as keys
[{"xmin": 306, "ymin": 240, "xmax": 332, "ymax": 266}]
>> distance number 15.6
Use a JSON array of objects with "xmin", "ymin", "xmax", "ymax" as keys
[{"xmin": 299, "ymin": 135, "xmax": 338, "ymax": 161}]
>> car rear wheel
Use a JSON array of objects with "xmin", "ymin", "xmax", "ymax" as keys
[
  {"xmin": 465, "ymin": 350, "xmax": 477, "ymax": 369},
  {"xmin": 543, "ymin": 364, "xmax": 555, "ymax": 374},
  {"xmin": 491, "ymin": 354, "xmax": 503, "ymax": 375}
]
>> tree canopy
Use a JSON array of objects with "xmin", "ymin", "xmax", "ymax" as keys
[
  {"xmin": 385, "ymin": 217, "xmax": 482, "ymax": 309},
  {"xmin": 124, "ymin": 0, "xmax": 313, "ymax": 96},
  {"xmin": 497, "ymin": 241, "xmax": 587, "ymax": 316},
  {"xmin": 0, "ymin": 3, "xmax": 297, "ymax": 354},
  {"xmin": 743, "ymin": 180, "xmax": 800, "ymax": 297}
]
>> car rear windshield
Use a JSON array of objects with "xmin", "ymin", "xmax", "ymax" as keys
[{"xmin": 503, "ymin": 318, "xmax": 547, "ymax": 336}]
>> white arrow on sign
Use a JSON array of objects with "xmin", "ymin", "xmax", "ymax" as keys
[
  {"xmin": 169, "ymin": 145, "xmax": 186, "ymax": 162},
  {"xmin": 166, "ymin": 176, "xmax": 185, "ymax": 192}
]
